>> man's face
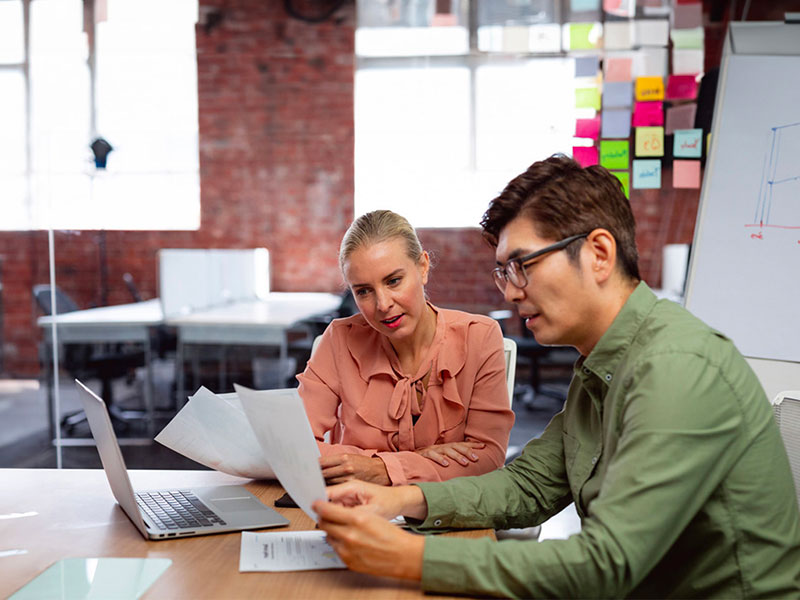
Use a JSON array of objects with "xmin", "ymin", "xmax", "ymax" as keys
[{"xmin": 495, "ymin": 216, "xmax": 594, "ymax": 351}]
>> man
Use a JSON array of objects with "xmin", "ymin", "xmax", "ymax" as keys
[{"xmin": 313, "ymin": 155, "xmax": 800, "ymax": 598}]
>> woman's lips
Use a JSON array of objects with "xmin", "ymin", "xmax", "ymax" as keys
[{"xmin": 382, "ymin": 314, "xmax": 404, "ymax": 329}]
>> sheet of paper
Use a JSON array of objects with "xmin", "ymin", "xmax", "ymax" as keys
[
  {"xmin": 611, "ymin": 170, "xmax": 630, "ymax": 198},
  {"xmin": 603, "ymin": 21, "xmax": 635, "ymax": 50},
  {"xmin": 665, "ymin": 74, "xmax": 698, "ymax": 100},
  {"xmin": 635, "ymin": 126, "xmax": 665, "ymax": 157},
  {"xmin": 665, "ymin": 102, "xmax": 696, "ymax": 135},
  {"xmin": 600, "ymin": 140, "xmax": 629, "ymax": 170},
  {"xmin": 635, "ymin": 19, "xmax": 669, "ymax": 46},
  {"xmin": 635, "ymin": 76, "xmax": 664, "ymax": 101},
  {"xmin": 632, "ymin": 159, "xmax": 662, "ymax": 189},
  {"xmin": 632, "ymin": 101, "xmax": 663, "ymax": 127},
  {"xmin": 673, "ymin": 128, "xmax": 703, "ymax": 158},
  {"xmin": 575, "ymin": 87, "xmax": 601, "ymax": 110},
  {"xmin": 673, "ymin": 159, "xmax": 701, "ymax": 188},
  {"xmin": 239, "ymin": 531, "xmax": 345, "ymax": 572},
  {"xmin": 603, "ymin": 81, "xmax": 633, "ymax": 108},
  {"xmin": 575, "ymin": 116, "xmax": 601, "ymax": 139},
  {"xmin": 604, "ymin": 56, "xmax": 632, "ymax": 82},
  {"xmin": 236, "ymin": 385, "xmax": 325, "ymax": 521},
  {"xmin": 155, "ymin": 387, "xmax": 276, "ymax": 480},
  {"xmin": 573, "ymin": 145, "xmax": 599, "ymax": 167},
  {"xmin": 672, "ymin": 48, "xmax": 704, "ymax": 75},
  {"xmin": 601, "ymin": 108, "xmax": 632, "ymax": 138}
]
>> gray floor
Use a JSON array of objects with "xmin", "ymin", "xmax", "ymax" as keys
[{"xmin": 0, "ymin": 362, "xmax": 566, "ymax": 471}]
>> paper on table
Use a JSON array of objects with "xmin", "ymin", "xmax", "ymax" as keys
[
  {"xmin": 240, "ymin": 530, "xmax": 345, "ymax": 572},
  {"xmin": 155, "ymin": 387, "xmax": 276, "ymax": 480},
  {"xmin": 236, "ymin": 384, "xmax": 326, "ymax": 522}
]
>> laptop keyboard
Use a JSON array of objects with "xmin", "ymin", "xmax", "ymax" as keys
[{"xmin": 136, "ymin": 490, "xmax": 227, "ymax": 530}]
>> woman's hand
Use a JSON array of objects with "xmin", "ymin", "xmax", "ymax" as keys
[
  {"xmin": 314, "ymin": 500, "xmax": 425, "ymax": 581},
  {"xmin": 320, "ymin": 454, "xmax": 391, "ymax": 485},
  {"xmin": 415, "ymin": 440, "xmax": 485, "ymax": 467},
  {"xmin": 325, "ymin": 479, "xmax": 428, "ymax": 521}
]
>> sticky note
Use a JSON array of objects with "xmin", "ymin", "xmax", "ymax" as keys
[
  {"xmin": 571, "ymin": 0, "xmax": 600, "ymax": 12},
  {"xmin": 575, "ymin": 117, "xmax": 601, "ymax": 139},
  {"xmin": 632, "ymin": 101, "xmax": 663, "ymax": 127},
  {"xmin": 575, "ymin": 55, "xmax": 600, "ymax": 78},
  {"xmin": 573, "ymin": 146, "xmax": 599, "ymax": 167},
  {"xmin": 665, "ymin": 102, "xmax": 696, "ymax": 135},
  {"xmin": 633, "ymin": 47, "xmax": 668, "ymax": 78},
  {"xmin": 602, "ymin": 108, "xmax": 632, "ymax": 138},
  {"xmin": 604, "ymin": 0, "xmax": 635, "ymax": 18},
  {"xmin": 529, "ymin": 24, "xmax": 562, "ymax": 53},
  {"xmin": 673, "ymin": 3, "xmax": 702, "ymax": 29},
  {"xmin": 673, "ymin": 128, "xmax": 703, "ymax": 158},
  {"xmin": 670, "ymin": 27, "xmax": 704, "ymax": 49},
  {"xmin": 600, "ymin": 140, "xmax": 630, "ymax": 170},
  {"xmin": 633, "ymin": 159, "xmax": 662, "ymax": 189},
  {"xmin": 635, "ymin": 126, "xmax": 665, "ymax": 157},
  {"xmin": 635, "ymin": 76, "xmax": 664, "ymax": 101},
  {"xmin": 604, "ymin": 56, "xmax": 633, "ymax": 82},
  {"xmin": 673, "ymin": 159, "xmax": 701, "ymax": 188},
  {"xmin": 575, "ymin": 87, "xmax": 601, "ymax": 110},
  {"xmin": 604, "ymin": 21, "xmax": 635, "ymax": 49},
  {"xmin": 665, "ymin": 74, "xmax": 698, "ymax": 100},
  {"xmin": 502, "ymin": 26, "xmax": 530, "ymax": 52},
  {"xmin": 566, "ymin": 23, "xmax": 602, "ymax": 50},
  {"xmin": 611, "ymin": 170, "xmax": 630, "ymax": 197},
  {"xmin": 635, "ymin": 19, "xmax": 669, "ymax": 47},
  {"xmin": 672, "ymin": 48, "xmax": 704, "ymax": 75},
  {"xmin": 603, "ymin": 81, "xmax": 633, "ymax": 108}
]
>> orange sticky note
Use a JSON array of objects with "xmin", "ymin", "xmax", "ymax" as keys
[
  {"xmin": 673, "ymin": 160, "xmax": 701, "ymax": 188},
  {"xmin": 635, "ymin": 126, "xmax": 664, "ymax": 157},
  {"xmin": 635, "ymin": 76, "xmax": 664, "ymax": 101}
]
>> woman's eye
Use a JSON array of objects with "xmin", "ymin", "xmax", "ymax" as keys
[
  {"xmin": 354, "ymin": 288, "xmax": 370, "ymax": 297},
  {"xmin": 387, "ymin": 277, "xmax": 401, "ymax": 286}
]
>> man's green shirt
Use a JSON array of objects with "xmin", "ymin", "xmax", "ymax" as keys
[{"xmin": 416, "ymin": 282, "xmax": 800, "ymax": 598}]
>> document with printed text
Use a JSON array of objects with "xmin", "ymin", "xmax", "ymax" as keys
[{"xmin": 239, "ymin": 530, "xmax": 345, "ymax": 572}]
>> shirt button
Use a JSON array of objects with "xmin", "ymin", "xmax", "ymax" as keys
[
  {"xmin": 582, "ymin": 367, "xmax": 591, "ymax": 374},
  {"xmin": 591, "ymin": 456, "xmax": 598, "ymax": 465},
  {"xmin": 605, "ymin": 373, "xmax": 613, "ymax": 381},
  {"xmin": 433, "ymin": 519, "xmax": 442, "ymax": 527}
]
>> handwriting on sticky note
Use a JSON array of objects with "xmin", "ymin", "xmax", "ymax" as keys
[
  {"xmin": 635, "ymin": 126, "xmax": 664, "ymax": 157},
  {"xmin": 632, "ymin": 159, "xmax": 662, "ymax": 189},
  {"xmin": 600, "ymin": 140, "xmax": 630, "ymax": 170},
  {"xmin": 673, "ymin": 128, "xmax": 703, "ymax": 158},
  {"xmin": 635, "ymin": 76, "xmax": 664, "ymax": 101}
]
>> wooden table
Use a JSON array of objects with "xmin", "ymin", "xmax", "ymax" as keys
[{"xmin": 0, "ymin": 469, "xmax": 494, "ymax": 599}]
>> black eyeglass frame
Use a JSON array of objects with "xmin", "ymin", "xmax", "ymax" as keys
[{"xmin": 492, "ymin": 232, "xmax": 590, "ymax": 291}]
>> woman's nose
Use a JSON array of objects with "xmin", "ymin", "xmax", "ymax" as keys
[{"xmin": 375, "ymin": 288, "xmax": 393, "ymax": 312}]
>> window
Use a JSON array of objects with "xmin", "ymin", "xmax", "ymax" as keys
[
  {"xmin": 0, "ymin": 0, "xmax": 199, "ymax": 231},
  {"xmin": 354, "ymin": 0, "xmax": 579, "ymax": 228}
]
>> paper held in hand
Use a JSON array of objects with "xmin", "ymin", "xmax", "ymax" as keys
[{"xmin": 155, "ymin": 385, "xmax": 327, "ymax": 521}]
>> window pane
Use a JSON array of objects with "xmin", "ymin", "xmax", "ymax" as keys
[
  {"xmin": 0, "ymin": 70, "xmax": 26, "ymax": 173},
  {"xmin": 0, "ymin": 0, "xmax": 24, "ymax": 64}
]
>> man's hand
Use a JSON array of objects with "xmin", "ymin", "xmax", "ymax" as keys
[
  {"xmin": 325, "ymin": 479, "xmax": 428, "ymax": 521},
  {"xmin": 314, "ymin": 500, "xmax": 425, "ymax": 581},
  {"xmin": 415, "ymin": 440, "xmax": 485, "ymax": 467},
  {"xmin": 320, "ymin": 454, "xmax": 391, "ymax": 485}
]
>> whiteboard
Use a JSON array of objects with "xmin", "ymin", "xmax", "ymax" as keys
[{"xmin": 685, "ymin": 23, "xmax": 800, "ymax": 366}]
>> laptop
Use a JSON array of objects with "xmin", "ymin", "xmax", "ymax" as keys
[{"xmin": 76, "ymin": 379, "xmax": 289, "ymax": 540}]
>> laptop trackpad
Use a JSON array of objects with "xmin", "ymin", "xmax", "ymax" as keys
[{"xmin": 209, "ymin": 497, "xmax": 266, "ymax": 512}]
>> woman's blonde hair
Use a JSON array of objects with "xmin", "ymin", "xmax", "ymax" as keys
[{"xmin": 339, "ymin": 210, "xmax": 424, "ymax": 271}]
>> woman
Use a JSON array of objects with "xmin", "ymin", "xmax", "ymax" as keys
[{"xmin": 297, "ymin": 210, "xmax": 514, "ymax": 486}]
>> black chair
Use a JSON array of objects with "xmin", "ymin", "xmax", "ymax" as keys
[{"xmin": 34, "ymin": 284, "xmax": 146, "ymax": 435}]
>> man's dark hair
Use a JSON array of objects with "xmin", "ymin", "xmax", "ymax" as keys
[{"xmin": 480, "ymin": 154, "xmax": 641, "ymax": 281}]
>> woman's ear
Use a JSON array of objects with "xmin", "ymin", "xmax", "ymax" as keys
[
  {"xmin": 419, "ymin": 251, "xmax": 431, "ymax": 285},
  {"xmin": 583, "ymin": 229, "xmax": 617, "ymax": 284}
]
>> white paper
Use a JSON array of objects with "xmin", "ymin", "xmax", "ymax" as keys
[
  {"xmin": 672, "ymin": 48, "xmax": 704, "ymax": 75},
  {"xmin": 633, "ymin": 47, "xmax": 668, "ymax": 78},
  {"xmin": 235, "ymin": 385, "xmax": 326, "ymax": 521},
  {"xmin": 635, "ymin": 19, "xmax": 669, "ymax": 47},
  {"xmin": 603, "ymin": 21, "xmax": 635, "ymax": 50},
  {"xmin": 239, "ymin": 531, "xmax": 345, "ymax": 572},
  {"xmin": 155, "ymin": 387, "xmax": 276, "ymax": 480}
]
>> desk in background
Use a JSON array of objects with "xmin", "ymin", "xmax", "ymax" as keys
[{"xmin": 0, "ymin": 469, "xmax": 494, "ymax": 599}]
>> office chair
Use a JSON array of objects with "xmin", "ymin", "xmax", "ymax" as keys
[
  {"xmin": 34, "ymin": 284, "xmax": 145, "ymax": 435},
  {"xmin": 772, "ymin": 391, "xmax": 800, "ymax": 509}
]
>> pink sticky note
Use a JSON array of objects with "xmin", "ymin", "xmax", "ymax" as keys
[
  {"xmin": 632, "ymin": 101, "xmax": 664, "ymax": 127},
  {"xmin": 575, "ymin": 117, "xmax": 601, "ymax": 139},
  {"xmin": 573, "ymin": 146, "xmax": 599, "ymax": 168},
  {"xmin": 665, "ymin": 102, "xmax": 697, "ymax": 135},
  {"xmin": 673, "ymin": 159, "xmax": 701, "ymax": 189},
  {"xmin": 605, "ymin": 57, "xmax": 633, "ymax": 82},
  {"xmin": 665, "ymin": 75, "xmax": 698, "ymax": 100}
]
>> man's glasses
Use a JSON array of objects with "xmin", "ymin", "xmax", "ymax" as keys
[{"xmin": 492, "ymin": 233, "xmax": 590, "ymax": 292}]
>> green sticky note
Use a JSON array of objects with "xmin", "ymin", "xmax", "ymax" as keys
[
  {"xmin": 569, "ymin": 23, "xmax": 599, "ymax": 50},
  {"xmin": 600, "ymin": 140, "xmax": 629, "ymax": 170},
  {"xmin": 575, "ymin": 87, "xmax": 601, "ymax": 110},
  {"xmin": 611, "ymin": 170, "xmax": 630, "ymax": 198}
]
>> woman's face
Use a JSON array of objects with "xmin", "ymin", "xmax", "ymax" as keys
[{"xmin": 343, "ymin": 237, "xmax": 430, "ymax": 342}]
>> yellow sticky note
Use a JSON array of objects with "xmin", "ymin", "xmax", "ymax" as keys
[
  {"xmin": 635, "ymin": 76, "xmax": 664, "ymax": 101},
  {"xmin": 575, "ymin": 87, "xmax": 601, "ymax": 110},
  {"xmin": 635, "ymin": 126, "xmax": 665, "ymax": 157}
]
